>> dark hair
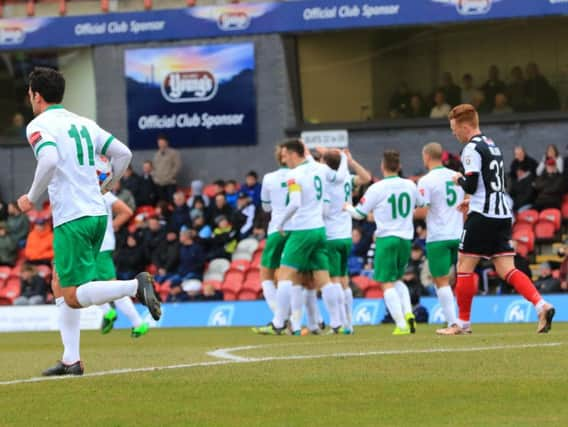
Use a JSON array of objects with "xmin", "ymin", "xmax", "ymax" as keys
[
  {"xmin": 383, "ymin": 149, "xmax": 400, "ymax": 173},
  {"xmin": 226, "ymin": 180, "xmax": 237, "ymax": 186},
  {"xmin": 143, "ymin": 160, "xmax": 153, "ymax": 166},
  {"xmin": 156, "ymin": 134, "xmax": 169, "ymax": 143},
  {"xmin": 280, "ymin": 138, "xmax": 304, "ymax": 157},
  {"xmin": 323, "ymin": 151, "xmax": 341, "ymax": 171},
  {"xmin": 214, "ymin": 179, "xmax": 225, "ymax": 187},
  {"xmin": 28, "ymin": 67, "xmax": 65, "ymax": 104},
  {"xmin": 246, "ymin": 171, "xmax": 258, "ymax": 179}
]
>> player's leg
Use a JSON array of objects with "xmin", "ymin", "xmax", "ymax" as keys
[
  {"xmin": 336, "ymin": 238, "xmax": 354, "ymax": 334},
  {"xmin": 393, "ymin": 238, "xmax": 414, "ymax": 332},
  {"xmin": 327, "ymin": 239, "xmax": 348, "ymax": 330},
  {"xmin": 304, "ymin": 274, "xmax": 323, "ymax": 334},
  {"xmin": 493, "ymin": 255, "xmax": 555, "ymax": 333},
  {"xmin": 454, "ymin": 254, "xmax": 479, "ymax": 332},
  {"xmin": 95, "ymin": 250, "xmax": 119, "ymax": 334},
  {"xmin": 260, "ymin": 232, "xmax": 287, "ymax": 314}
]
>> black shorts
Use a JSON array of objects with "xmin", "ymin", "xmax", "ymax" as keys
[{"xmin": 459, "ymin": 212, "xmax": 514, "ymax": 259}]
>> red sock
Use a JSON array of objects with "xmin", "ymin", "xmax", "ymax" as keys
[
  {"xmin": 455, "ymin": 273, "xmax": 477, "ymax": 322},
  {"xmin": 505, "ymin": 269, "xmax": 542, "ymax": 306}
]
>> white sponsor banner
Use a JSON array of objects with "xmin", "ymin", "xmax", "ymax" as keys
[
  {"xmin": 301, "ymin": 130, "xmax": 349, "ymax": 149},
  {"xmin": 0, "ymin": 305, "xmax": 102, "ymax": 332}
]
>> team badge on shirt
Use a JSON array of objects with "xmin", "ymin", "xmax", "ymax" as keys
[
  {"xmin": 28, "ymin": 131, "xmax": 42, "ymax": 148},
  {"xmin": 287, "ymin": 178, "xmax": 301, "ymax": 192}
]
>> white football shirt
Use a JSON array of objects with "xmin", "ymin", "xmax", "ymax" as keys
[
  {"xmin": 324, "ymin": 175, "xmax": 354, "ymax": 240},
  {"xmin": 27, "ymin": 105, "xmax": 115, "ymax": 227},
  {"xmin": 417, "ymin": 166, "xmax": 464, "ymax": 243},
  {"xmin": 261, "ymin": 167, "xmax": 290, "ymax": 235},
  {"xmin": 285, "ymin": 160, "xmax": 326, "ymax": 231},
  {"xmin": 100, "ymin": 192, "xmax": 118, "ymax": 252}
]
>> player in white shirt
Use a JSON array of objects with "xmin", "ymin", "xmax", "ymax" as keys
[
  {"xmin": 416, "ymin": 143, "xmax": 463, "ymax": 334},
  {"xmin": 17, "ymin": 67, "xmax": 160, "ymax": 376},
  {"xmin": 97, "ymin": 187, "xmax": 149, "ymax": 338},
  {"xmin": 345, "ymin": 150, "xmax": 419, "ymax": 335},
  {"xmin": 322, "ymin": 149, "xmax": 371, "ymax": 334}
]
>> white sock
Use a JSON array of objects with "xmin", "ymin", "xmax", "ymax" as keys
[
  {"xmin": 273, "ymin": 280, "xmax": 292, "ymax": 329},
  {"xmin": 114, "ymin": 296, "xmax": 143, "ymax": 328},
  {"xmin": 384, "ymin": 288, "xmax": 407, "ymax": 329},
  {"xmin": 435, "ymin": 285, "xmax": 458, "ymax": 326},
  {"xmin": 334, "ymin": 283, "xmax": 347, "ymax": 327},
  {"xmin": 321, "ymin": 283, "xmax": 341, "ymax": 329},
  {"xmin": 304, "ymin": 289, "xmax": 319, "ymax": 331},
  {"xmin": 76, "ymin": 280, "xmax": 137, "ymax": 307},
  {"xmin": 394, "ymin": 280, "xmax": 412, "ymax": 316},
  {"xmin": 56, "ymin": 297, "xmax": 80, "ymax": 365},
  {"xmin": 261, "ymin": 280, "xmax": 277, "ymax": 314},
  {"xmin": 290, "ymin": 285, "xmax": 304, "ymax": 332},
  {"xmin": 99, "ymin": 303, "xmax": 111, "ymax": 314},
  {"xmin": 344, "ymin": 287, "xmax": 353, "ymax": 330}
]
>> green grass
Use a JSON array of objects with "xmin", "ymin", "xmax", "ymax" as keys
[{"xmin": 1, "ymin": 324, "xmax": 568, "ymax": 426}]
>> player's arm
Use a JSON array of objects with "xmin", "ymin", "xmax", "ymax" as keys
[
  {"xmin": 260, "ymin": 176, "xmax": 272, "ymax": 213},
  {"xmin": 344, "ymin": 149, "xmax": 371, "ymax": 186},
  {"xmin": 414, "ymin": 179, "xmax": 429, "ymax": 219},
  {"xmin": 344, "ymin": 185, "xmax": 377, "ymax": 220},
  {"xmin": 453, "ymin": 143, "xmax": 481, "ymax": 194},
  {"xmin": 103, "ymin": 139, "xmax": 132, "ymax": 188},
  {"xmin": 111, "ymin": 198, "xmax": 133, "ymax": 232},
  {"xmin": 276, "ymin": 177, "xmax": 302, "ymax": 231}
]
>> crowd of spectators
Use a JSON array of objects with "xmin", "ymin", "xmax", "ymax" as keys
[{"xmin": 389, "ymin": 63, "xmax": 560, "ymax": 120}]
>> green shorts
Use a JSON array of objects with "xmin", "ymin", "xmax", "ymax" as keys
[
  {"xmin": 53, "ymin": 215, "xmax": 107, "ymax": 287},
  {"xmin": 95, "ymin": 250, "xmax": 117, "ymax": 281},
  {"xmin": 280, "ymin": 227, "xmax": 328, "ymax": 272},
  {"xmin": 373, "ymin": 236, "xmax": 412, "ymax": 283},
  {"xmin": 426, "ymin": 239, "xmax": 460, "ymax": 278},
  {"xmin": 326, "ymin": 238, "xmax": 352, "ymax": 278},
  {"xmin": 260, "ymin": 231, "xmax": 289, "ymax": 270}
]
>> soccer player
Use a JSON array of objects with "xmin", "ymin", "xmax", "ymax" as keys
[
  {"xmin": 446, "ymin": 104, "xmax": 554, "ymax": 334},
  {"xmin": 416, "ymin": 142, "xmax": 463, "ymax": 334},
  {"xmin": 18, "ymin": 67, "xmax": 160, "ymax": 376},
  {"xmin": 322, "ymin": 148, "xmax": 371, "ymax": 334},
  {"xmin": 345, "ymin": 150, "xmax": 419, "ymax": 335},
  {"xmin": 97, "ymin": 184, "xmax": 149, "ymax": 338}
]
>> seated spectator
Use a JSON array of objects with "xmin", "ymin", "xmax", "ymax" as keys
[
  {"xmin": 167, "ymin": 229, "xmax": 206, "ymax": 301},
  {"xmin": 533, "ymin": 157, "xmax": 564, "ymax": 211},
  {"xmin": 509, "ymin": 146, "xmax": 538, "ymax": 184},
  {"xmin": 407, "ymin": 94, "xmax": 428, "ymax": 118},
  {"xmin": 187, "ymin": 180, "xmax": 210, "ymax": 208},
  {"xmin": 153, "ymin": 230, "xmax": 180, "ymax": 282},
  {"xmin": 24, "ymin": 218, "xmax": 53, "ymax": 266},
  {"xmin": 209, "ymin": 193, "xmax": 233, "ymax": 227},
  {"xmin": 429, "ymin": 90, "xmax": 451, "ymax": 119},
  {"xmin": 112, "ymin": 180, "xmax": 136, "ymax": 212},
  {"xmin": 207, "ymin": 216, "xmax": 237, "ymax": 260},
  {"xmin": 470, "ymin": 89, "xmax": 491, "ymax": 114},
  {"xmin": 192, "ymin": 212, "xmax": 213, "ymax": 241},
  {"xmin": 348, "ymin": 227, "xmax": 368, "ymax": 276},
  {"xmin": 155, "ymin": 200, "xmax": 172, "ymax": 228},
  {"xmin": 6, "ymin": 202, "xmax": 29, "ymax": 247},
  {"xmin": 492, "ymin": 93, "xmax": 513, "ymax": 114},
  {"xmin": 211, "ymin": 180, "xmax": 226, "ymax": 196},
  {"xmin": 5, "ymin": 112, "xmax": 26, "ymax": 139},
  {"xmin": 120, "ymin": 165, "xmax": 141, "ymax": 204},
  {"xmin": 225, "ymin": 180, "xmax": 239, "ymax": 208},
  {"xmin": 534, "ymin": 262, "xmax": 561, "ymax": 294},
  {"xmin": 460, "ymin": 73, "xmax": 476, "ymax": 105},
  {"xmin": 13, "ymin": 263, "xmax": 47, "ymax": 305},
  {"xmin": 388, "ymin": 81, "xmax": 411, "ymax": 118},
  {"xmin": 115, "ymin": 234, "xmax": 146, "ymax": 280},
  {"xmin": 170, "ymin": 192, "xmax": 191, "ymax": 232},
  {"xmin": 509, "ymin": 164, "xmax": 536, "ymax": 213},
  {"xmin": 408, "ymin": 243, "xmax": 425, "ymax": 283},
  {"xmin": 195, "ymin": 282, "xmax": 223, "ymax": 301},
  {"xmin": 525, "ymin": 62, "xmax": 559, "ymax": 112},
  {"xmin": 537, "ymin": 144, "xmax": 563, "ymax": 176},
  {"xmin": 233, "ymin": 192, "xmax": 256, "ymax": 239},
  {"xmin": 440, "ymin": 72, "xmax": 461, "ymax": 107},
  {"xmin": 481, "ymin": 65, "xmax": 506, "ymax": 110},
  {"xmin": 0, "ymin": 221, "xmax": 17, "ymax": 267},
  {"xmin": 441, "ymin": 150, "xmax": 462, "ymax": 173},
  {"xmin": 189, "ymin": 196, "xmax": 210, "ymax": 226},
  {"xmin": 142, "ymin": 216, "xmax": 166, "ymax": 263},
  {"xmin": 507, "ymin": 66, "xmax": 527, "ymax": 112},
  {"xmin": 241, "ymin": 171, "xmax": 261, "ymax": 207},
  {"xmin": 136, "ymin": 160, "xmax": 158, "ymax": 207}
]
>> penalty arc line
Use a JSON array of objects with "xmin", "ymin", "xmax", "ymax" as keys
[{"xmin": 0, "ymin": 342, "xmax": 560, "ymax": 386}]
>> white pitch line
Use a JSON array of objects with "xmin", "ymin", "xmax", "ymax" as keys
[{"xmin": 0, "ymin": 342, "xmax": 561, "ymax": 386}]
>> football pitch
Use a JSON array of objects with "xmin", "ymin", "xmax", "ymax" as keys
[{"xmin": 1, "ymin": 324, "xmax": 567, "ymax": 426}]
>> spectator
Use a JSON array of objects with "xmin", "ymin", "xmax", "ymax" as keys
[
  {"xmin": 208, "ymin": 216, "xmax": 237, "ymax": 260},
  {"xmin": 509, "ymin": 146, "xmax": 538, "ymax": 184},
  {"xmin": 155, "ymin": 200, "xmax": 172, "ymax": 228},
  {"xmin": 192, "ymin": 213, "xmax": 213, "ymax": 242},
  {"xmin": 24, "ymin": 218, "xmax": 53, "ymax": 266},
  {"xmin": 6, "ymin": 202, "xmax": 29, "ymax": 247},
  {"xmin": 137, "ymin": 160, "xmax": 158, "ymax": 207},
  {"xmin": 170, "ymin": 191, "xmax": 191, "ymax": 232},
  {"xmin": 211, "ymin": 180, "xmax": 226, "ymax": 196},
  {"xmin": 152, "ymin": 230, "xmax": 180, "ymax": 281},
  {"xmin": 536, "ymin": 144, "xmax": 564, "ymax": 176},
  {"xmin": 470, "ymin": 89, "xmax": 491, "ymax": 114},
  {"xmin": 142, "ymin": 216, "xmax": 166, "ymax": 263},
  {"xmin": 187, "ymin": 180, "xmax": 210, "ymax": 208},
  {"xmin": 112, "ymin": 180, "xmax": 136, "ymax": 212},
  {"xmin": 0, "ymin": 221, "xmax": 17, "ymax": 267},
  {"xmin": 460, "ymin": 73, "xmax": 476, "ymax": 105},
  {"xmin": 481, "ymin": 65, "xmax": 506, "ymax": 109},
  {"xmin": 13, "ymin": 263, "xmax": 47, "ymax": 305},
  {"xmin": 189, "ymin": 196, "xmax": 209, "ymax": 225},
  {"xmin": 440, "ymin": 72, "xmax": 461, "ymax": 107},
  {"xmin": 534, "ymin": 262, "xmax": 561, "ymax": 294},
  {"xmin": 348, "ymin": 227, "xmax": 368, "ymax": 276},
  {"xmin": 0, "ymin": 199, "xmax": 7, "ymax": 221},
  {"xmin": 234, "ymin": 192, "xmax": 256, "ymax": 239},
  {"xmin": 509, "ymin": 164, "xmax": 536, "ymax": 213},
  {"xmin": 407, "ymin": 94, "xmax": 428, "ymax": 118},
  {"xmin": 492, "ymin": 93, "xmax": 513, "ymax": 114},
  {"xmin": 195, "ymin": 282, "xmax": 223, "ymax": 301},
  {"xmin": 533, "ymin": 157, "xmax": 564, "ymax": 211},
  {"xmin": 153, "ymin": 135, "xmax": 181, "ymax": 203},
  {"xmin": 167, "ymin": 229, "xmax": 206, "ymax": 302},
  {"xmin": 507, "ymin": 66, "xmax": 527, "ymax": 112},
  {"xmin": 525, "ymin": 62, "xmax": 559, "ymax": 112},
  {"xmin": 120, "ymin": 165, "xmax": 141, "ymax": 204},
  {"xmin": 5, "ymin": 112, "xmax": 26, "ymax": 139},
  {"xmin": 429, "ymin": 90, "xmax": 451, "ymax": 119},
  {"xmin": 241, "ymin": 171, "xmax": 262, "ymax": 207},
  {"xmin": 224, "ymin": 180, "xmax": 239, "ymax": 208},
  {"xmin": 388, "ymin": 81, "xmax": 411, "ymax": 118},
  {"xmin": 115, "ymin": 234, "xmax": 146, "ymax": 280},
  {"xmin": 408, "ymin": 243, "xmax": 425, "ymax": 284},
  {"xmin": 209, "ymin": 193, "xmax": 233, "ymax": 227}
]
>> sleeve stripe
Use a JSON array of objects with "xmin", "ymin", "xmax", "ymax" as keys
[
  {"xmin": 261, "ymin": 200, "xmax": 271, "ymax": 204},
  {"xmin": 355, "ymin": 208, "xmax": 367, "ymax": 217},
  {"xmin": 101, "ymin": 136, "xmax": 115, "ymax": 156},
  {"xmin": 35, "ymin": 141, "xmax": 57, "ymax": 156}
]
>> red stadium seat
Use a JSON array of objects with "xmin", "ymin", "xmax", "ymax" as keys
[
  {"xmin": 222, "ymin": 270, "xmax": 244, "ymax": 299},
  {"xmin": 154, "ymin": 280, "xmax": 171, "ymax": 302},
  {"xmin": 512, "ymin": 221, "xmax": 534, "ymax": 235},
  {"xmin": 514, "ymin": 242, "xmax": 530, "ymax": 258},
  {"xmin": 237, "ymin": 290, "xmax": 259, "ymax": 301},
  {"xmin": 250, "ymin": 250, "xmax": 262, "ymax": 269},
  {"xmin": 512, "ymin": 229, "xmax": 535, "ymax": 254},
  {"xmin": 534, "ymin": 221, "xmax": 556, "ymax": 242},
  {"xmin": 223, "ymin": 292, "xmax": 237, "ymax": 301},
  {"xmin": 203, "ymin": 279, "xmax": 223, "ymax": 291},
  {"xmin": 203, "ymin": 184, "xmax": 218, "ymax": 198},
  {"xmin": 352, "ymin": 275, "xmax": 374, "ymax": 292},
  {"xmin": 230, "ymin": 259, "xmax": 250, "ymax": 272},
  {"xmin": 538, "ymin": 208, "xmax": 561, "ymax": 231},
  {"xmin": 516, "ymin": 209, "xmax": 539, "ymax": 227},
  {"xmin": 364, "ymin": 287, "xmax": 383, "ymax": 299},
  {"xmin": 0, "ymin": 276, "xmax": 21, "ymax": 304},
  {"xmin": 0, "ymin": 266, "xmax": 11, "ymax": 280}
]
